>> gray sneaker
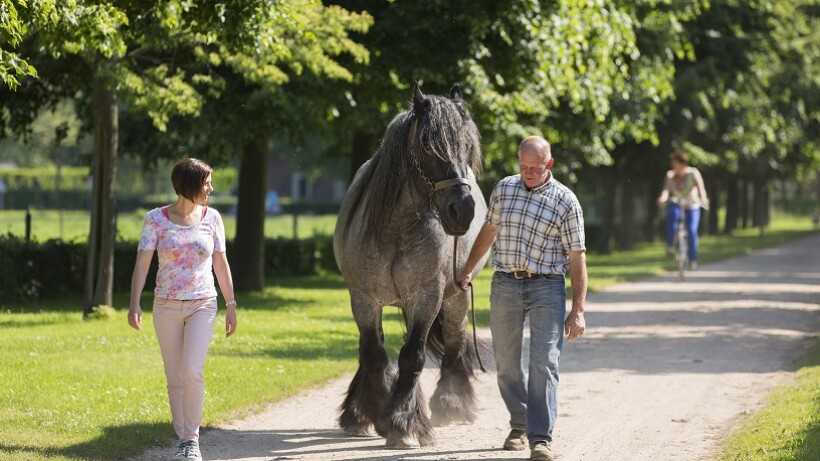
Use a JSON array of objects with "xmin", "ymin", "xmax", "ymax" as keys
[
  {"xmin": 184, "ymin": 441, "xmax": 202, "ymax": 461},
  {"xmin": 172, "ymin": 441, "xmax": 187, "ymax": 460},
  {"xmin": 530, "ymin": 441, "xmax": 554, "ymax": 461},
  {"xmin": 503, "ymin": 429, "xmax": 528, "ymax": 451}
]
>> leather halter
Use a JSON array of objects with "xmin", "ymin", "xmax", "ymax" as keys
[{"xmin": 433, "ymin": 176, "xmax": 471, "ymax": 191}]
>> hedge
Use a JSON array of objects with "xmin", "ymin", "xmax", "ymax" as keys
[
  {"xmin": 0, "ymin": 234, "xmax": 339, "ymax": 302},
  {"xmin": 1, "ymin": 188, "xmax": 340, "ymax": 216}
]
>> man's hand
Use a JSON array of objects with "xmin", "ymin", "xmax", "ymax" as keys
[
  {"xmin": 455, "ymin": 269, "xmax": 472, "ymax": 291},
  {"xmin": 564, "ymin": 310, "xmax": 585, "ymax": 340}
]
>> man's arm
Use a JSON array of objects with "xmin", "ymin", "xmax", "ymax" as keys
[
  {"xmin": 565, "ymin": 250, "xmax": 587, "ymax": 340},
  {"xmin": 455, "ymin": 222, "xmax": 499, "ymax": 289}
]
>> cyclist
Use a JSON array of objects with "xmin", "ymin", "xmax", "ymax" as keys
[{"xmin": 656, "ymin": 151, "xmax": 709, "ymax": 270}]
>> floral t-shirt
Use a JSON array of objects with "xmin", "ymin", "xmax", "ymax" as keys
[
  {"xmin": 138, "ymin": 206, "xmax": 226, "ymax": 300},
  {"xmin": 664, "ymin": 166, "xmax": 705, "ymax": 209}
]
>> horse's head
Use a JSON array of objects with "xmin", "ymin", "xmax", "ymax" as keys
[{"xmin": 410, "ymin": 83, "xmax": 482, "ymax": 235}]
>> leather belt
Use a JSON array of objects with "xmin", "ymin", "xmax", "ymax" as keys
[{"xmin": 511, "ymin": 270, "xmax": 539, "ymax": 279}]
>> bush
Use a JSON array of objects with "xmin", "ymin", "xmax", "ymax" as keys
[
  {"xmin": 0, "ymin": 234, "xmax": 338, "ymax": 302},
  {"xmin": 0, "ymin": 234, "xmax": 85, "ymax": 299}
]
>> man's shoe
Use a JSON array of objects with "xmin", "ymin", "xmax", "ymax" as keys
[
  {"xmin": 530, "ymin": 441, "xmax": 555, "ymax": 461},
  {"xmin": 503, "ymin": 429, "xmax": 528, "ymax": 451}
]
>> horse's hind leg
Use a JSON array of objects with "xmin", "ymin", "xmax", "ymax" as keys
[
  {"xmin": 429, "ymin": 292, "xmax": 478, "ymax": 426},
  {"xmin": 339, "ymin": 296, "xmax": 392, "ymax": 437}
]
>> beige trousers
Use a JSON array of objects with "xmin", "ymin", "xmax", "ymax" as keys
[{"xmin": 153, "ymin": 296, "xmax": 217, "ymax": 442}]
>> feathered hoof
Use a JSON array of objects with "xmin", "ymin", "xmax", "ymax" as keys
[
  {"xmin": 344, "ymin": 423, "xmax": 377, "ymax": 437},
  {"xmin": 385, "ymin": 432, "xmax": 420, "ymax": 449},
  {"xmin": 430, "ymin": 411, "xmax": 475, "ymax": 427},
  {"xmin": 430, "ymin": 394, "xmax": 477, "ymax": 427}
]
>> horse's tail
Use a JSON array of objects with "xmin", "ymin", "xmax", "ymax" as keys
[{"xmin": 424, "ymin": 309, "xmax": 482, "ymax": 374}]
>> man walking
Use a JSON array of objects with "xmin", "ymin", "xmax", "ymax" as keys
[{"xmin": 457, "ymin": 135, "xmax": 587, "ymax": 461}]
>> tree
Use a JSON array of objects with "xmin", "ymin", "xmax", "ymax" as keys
[
  {"xmin": 2, "ymin": 0, "xmax": 370, "ymax": 312},
  {"xmin": 321, "ymin": 1, "xmax": 704, "ymax": 192},
  {"xmin": 660, "ymin": 0, "xmax": 819, "ymax": 234},
  {"xmin": 119, "ymin": 5, "xmax": 371, "ymax": 291},
  {"xmin": 0, "ymin": 0, "xmax": 40, "ymax": 90}
]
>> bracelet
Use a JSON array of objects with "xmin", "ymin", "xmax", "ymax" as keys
[{"xmin": 226, "ymin": 300, "xmax": 237, "ymax": 308}]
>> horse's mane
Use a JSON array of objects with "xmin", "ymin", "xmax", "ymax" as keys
[{"xmin": 346, "ymin": 91, "xmax": 482, "ymax": 243}]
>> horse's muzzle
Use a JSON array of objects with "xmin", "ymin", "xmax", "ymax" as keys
[{"xmin": 439, "ymin": 194, "xmax": 475, "ymax": 235}]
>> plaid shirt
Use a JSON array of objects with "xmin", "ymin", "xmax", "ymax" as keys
[{"xmin": 486, "ymin": 174, "xmax": 586, "ymax": 275}]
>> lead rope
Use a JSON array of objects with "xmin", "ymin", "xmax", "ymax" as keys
[{"xmin": 453, "ymin": 235, "xmax": 487, "ymax": 372}]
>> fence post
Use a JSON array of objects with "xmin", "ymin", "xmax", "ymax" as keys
[
  {"xmin": 292, "ymin": 208, "xmax": 299, "ymax": 239},
  {"xmin": 25, "ymin": 207, "xmax": 31, "ymax": 242}
]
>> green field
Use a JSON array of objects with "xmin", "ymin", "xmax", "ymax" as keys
[
  {"xmin": 0, "ymin": 277, "xmax": 408, "ymax": 461},
  {"xmin": 0, "ymin": 209, "xmax": 338, "ymax": 241}
]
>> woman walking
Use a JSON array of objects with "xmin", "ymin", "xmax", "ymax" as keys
[{"xmin": 129, "ymin": 158, "xmax": 238, "ymax": 461}]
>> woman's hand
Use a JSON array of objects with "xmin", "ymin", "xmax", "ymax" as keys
[
  {"xmin": 225, "ymin": 306, "xmax": 237, "ymax": 337},
  {"xmin": 128, "ymin": 307, "xmax": 143, "ymax": 331}
]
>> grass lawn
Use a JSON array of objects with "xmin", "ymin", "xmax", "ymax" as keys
[
  {"xmin": 0, "ymin": 209, "xmax": 337, "ymax": 242},
  {"xmin": 0, "ymin": 278, "xmax": 407, "ymax": 461},
  {"xmin": 718, "ymin": 341, "xmax": 820, "ymax": 461},
  {"xmin": 0, "ymin": 211, "xmax": 817, "ymax": 460}
]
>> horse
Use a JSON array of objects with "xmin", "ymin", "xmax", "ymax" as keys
[{"xmin": 333, "ymin": 83, "xmax": 488, "ymax": 449}]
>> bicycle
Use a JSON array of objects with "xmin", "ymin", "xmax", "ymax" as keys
[
  {"xmin": 662, "ymin": 197, "xmax": 707, "ymax": 282},
  {"xmin": 672, "ymin": 199, "xmax": 689, "ymax": 281}
]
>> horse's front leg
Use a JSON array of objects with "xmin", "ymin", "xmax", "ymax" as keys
[
  {"xmin": 379, "ymin": 290, "xmax": 441, "ymax": 449},
  {"xmin": 339, "ymin": 291, "xmax": 393, "ymax": 437},
  {"xmin": 430, "ymin": 289, "xmax": 478, "ymax": 426}
]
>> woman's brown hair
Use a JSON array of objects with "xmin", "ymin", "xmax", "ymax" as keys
[
  {"xmin": 171, "ymin": 158, "xmax": 213, "ymax": 202},
  {"xmin": 669, "ymin": 151, "xmax": 689, "ymax": 165}
]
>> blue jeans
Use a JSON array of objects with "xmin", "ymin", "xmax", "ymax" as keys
[
  {"xmin": 490, "ymin": 271, "xmax": 566, "ymax": 445},
  {"xmin": 665, "ymin": 203, "xmax": 701, "ymax": 261}
]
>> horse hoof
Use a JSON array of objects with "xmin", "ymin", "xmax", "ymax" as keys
[
  {"xmin": 344, "ymin": 423, "xmax": 377, "ymax": 437},
  {"xmin": 385, "ymin": 433, "xmax": 420, "ymax": 449},
  {"xmin": 431, "ymin": 411, "xmax": 476, "ymax": 427}
]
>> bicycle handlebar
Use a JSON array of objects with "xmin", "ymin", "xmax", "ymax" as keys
[{"xmin": 662, "ymin": 196, "xmax": 709, "ymax": 210}]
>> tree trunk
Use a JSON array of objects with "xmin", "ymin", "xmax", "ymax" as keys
[
  {"xmin": 706, "ymin": 173, "xmax": 719, "ymax": 235},
  {"xmin": 83, "ymin": 76, "xmax": 118, "ymax": 316},
  {"xmin": 644, "ymin": 180, "xmax": 662, "ymax": 243},
  {"xmin": 233, "ymin": 135, "xmax": 269, "ymax": 292},
  {"xmin": 596, "ymin": 168, "xmax": 617, "ymax": 254},
  {"xmin": 349, "ymin": 130, "xmax": 377, "ymax": 184},
  {"xmin": 617, "ymin": 177, "xmax": 635, "ymax": 250},
  {"xmin": 723, "ymin": 174, "xmax": 738, "ymax": 234},
  {"xmin": 752, "ymin": 179, "xmax": 770, "ymax": 235},
  {"xmin": 740, "ymin": 178, "xmax": 749, "ymax": 229}
]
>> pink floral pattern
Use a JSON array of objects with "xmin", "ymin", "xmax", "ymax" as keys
[{"xmin": 138, "ymin": 207, "xmax": 226, "ymax": 300}]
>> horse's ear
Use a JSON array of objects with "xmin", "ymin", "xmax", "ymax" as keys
[
  {"xmin": 413, "ymin": 82, "xmax": 428, "ymax": 116},
  {"xmin": 449, "ymin": 84, "xmax": 462, "ymax": 102}
]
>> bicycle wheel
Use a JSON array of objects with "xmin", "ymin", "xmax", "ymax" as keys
[{"xmin": 676, "ymin": 224, "xmax": 688, "ymax": 281}]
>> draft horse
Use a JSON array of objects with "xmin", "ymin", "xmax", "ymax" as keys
[{"xmin": 333, "ymin": 83, "xmax": 488, "ymax": 448}]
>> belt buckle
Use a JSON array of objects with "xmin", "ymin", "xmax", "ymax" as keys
[{"xmin": 513, "ymin": 270, "xmax": 531, "ymax": 279}]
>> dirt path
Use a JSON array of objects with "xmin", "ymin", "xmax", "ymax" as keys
[{"xmin": 132, "ymin": 234, "xmax": 820, "ymax": 461}]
